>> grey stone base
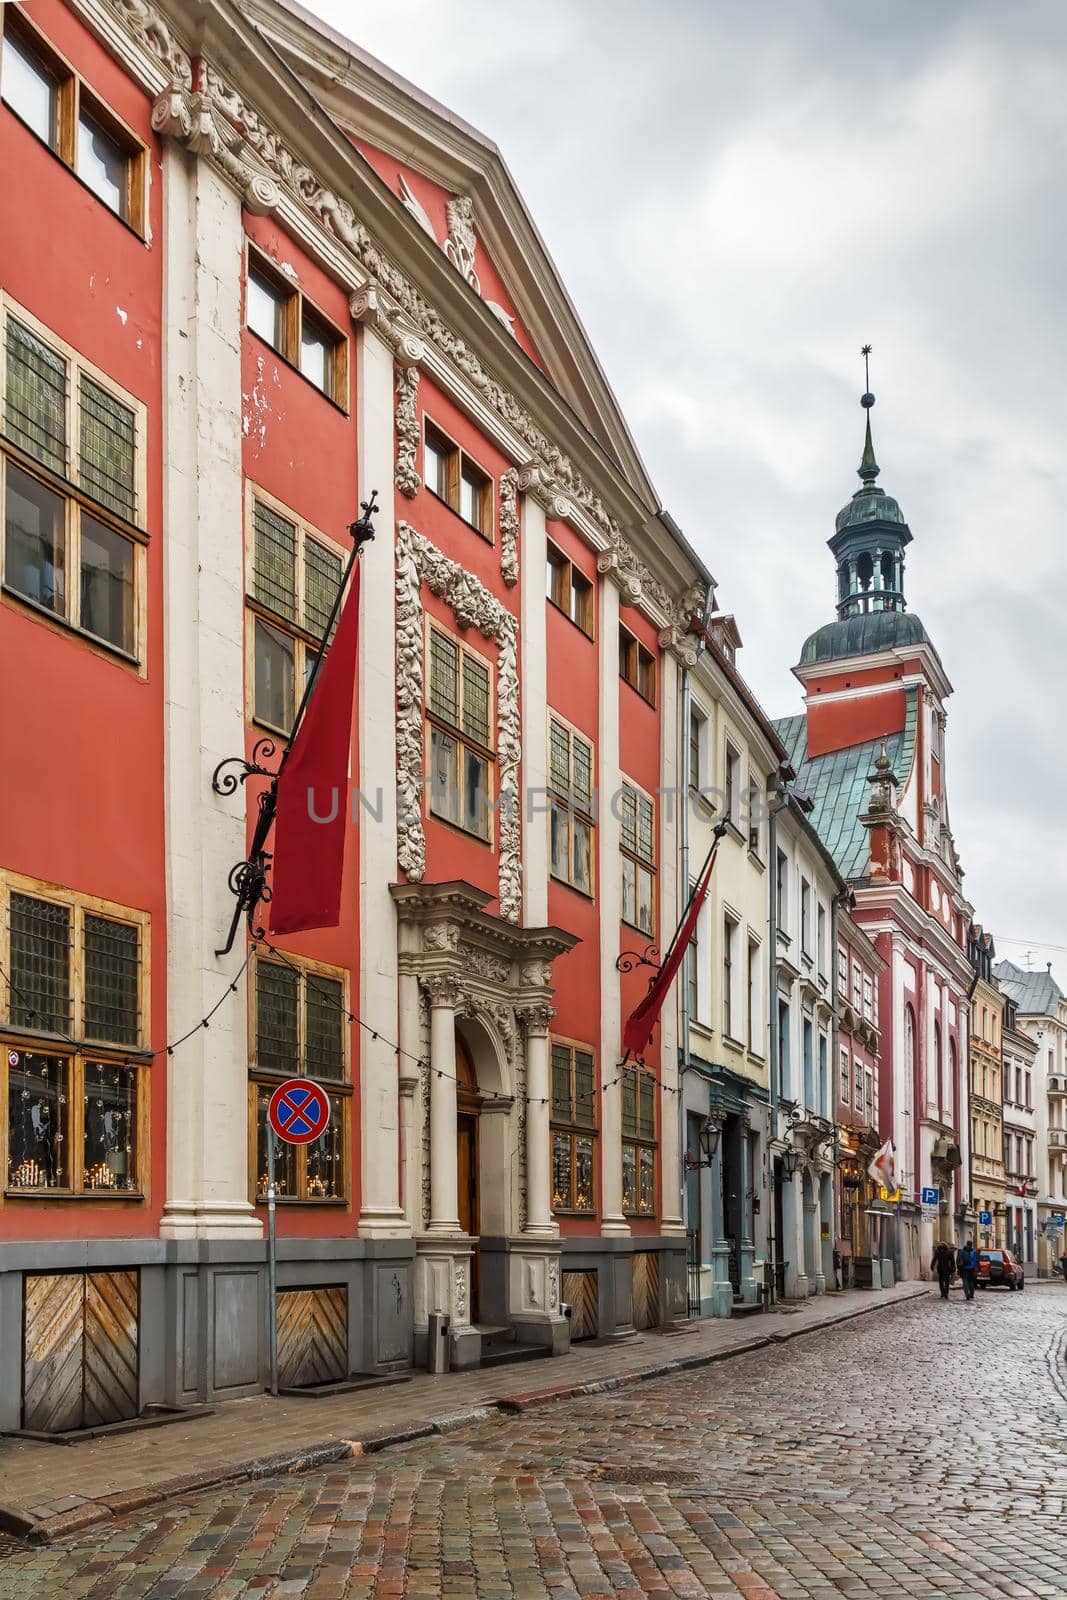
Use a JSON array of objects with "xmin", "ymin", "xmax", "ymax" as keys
[
  {"xmin": 0, "ymin": 1235, "xmax": 415, "ymax": 1433},
  {"xmin": 561, "ymin": 1235, "xmax": 688, "ymax": 1336}
]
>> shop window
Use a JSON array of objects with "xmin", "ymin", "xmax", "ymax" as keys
[
  {"xmin": 549, "ymin": 716, "xmax": 594, "ymax": 895},
  {"xmin": 245, "ymin": 247, "xmax": 348, "ymax": 406},
  {"xmin": 1, "ymin": 11, "xmax": 147, "ymax": 233},
  {"xmin": 247, "ymin": 490, "xmax": 344, "ymax": 734},
  {"xmin": 2, "ymin": 874, "xmax": 148, "ymax": 1197},
  {"xmin": 620, "ymin": 782, "xmax": 655, "ymax": 935},
  {"xmin": 619, "ymin": 624, "xmax": 655, "ymax": 704},
  {"xmin": 550, "ymin": 1040, "xmax": 596, "ymax": 1214},
  {"xmin": 546, "ymin": 540, "xmax": 593, "ymax": 636},
  {"xmin": 250, "ymin": 955, "xmax": 349, "ymax": 1203},
  {"xmin": 622, "ymin": 1066, "xmax": 656, "ymax": 1216},
  {"xmin": 427, "ymin": 625, "xmax": 493, "ymax": 840},
  {"xmin": 423, "ymin": 418, "xmax": 493, "ymax": 539},
  {"xmin": 1, "ymin": 305, "xmax": 145, "ymax": 659}
]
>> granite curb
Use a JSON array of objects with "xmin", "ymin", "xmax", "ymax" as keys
[{"xmin": 0, "ymin": 1282, "xmax": 929, "ymax": 1547}]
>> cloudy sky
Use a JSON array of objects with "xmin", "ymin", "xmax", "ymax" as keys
[{"xmin": 309, "ymin": 0, "xmax": 1066, "ymax": 975}]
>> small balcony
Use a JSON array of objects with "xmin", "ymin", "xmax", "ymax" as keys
[
  {"xmin": 1048, "ymin": 1126, "xmax": 1067, "ymax": 1152},
  {"xmin": 1048, "ymin": 1076, "xmax": 1067, "ymax": 1098}
]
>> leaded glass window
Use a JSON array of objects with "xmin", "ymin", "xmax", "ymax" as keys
[
  {"xmin": 83, "ymin": 914, "xmax": 139, "ymax": 1045},
  {"xmin": 549, "ymin": 718, "xmax": 595, "ymax": 895},
  {"xmin": 5, "ymin": 317, "xmax": 67, "ymax": 474},
  {"xmin": 250, "ymin": 498, "xmax": 346, "ymax": 731},
  {"xmin": 427, "ymin": 626, "xmax": 492, "ymax": 840},
  {"xmin": 306, "ymin": 975, "xmax": 344, "ymax": 1080},
  {"xmin": 253, "ymin": 502, "xmax": 297, "ymax": 621},
  {"xmin": 9, "ymin": 892, "xmax": 71, "ymax": 1033},
  {"xmin": 255, "ymin": 961, "xmax": 299, "ymax": 1075},
  {"xmin": 621, "ymin": 783, "xmax": 655, "ymax": 935},
  {"xmin": 304, "ymin": 536, "xmax": 342, "ymax": 642},
  {"xmin": 78, "ymin": 376, "xmax": 136, "ymax": 521}
]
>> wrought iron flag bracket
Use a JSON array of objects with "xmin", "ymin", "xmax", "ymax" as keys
[
  {"xmin": 615, "ymin": 942, "xmax": 661, "ymax": 979},
  {"xmin": 211, "ymin": 492, "xmax": 379, "ymax": 957}
]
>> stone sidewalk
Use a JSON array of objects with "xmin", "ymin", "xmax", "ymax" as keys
[{"xmin": 0, "ymin": 1281, "xmax": 926, "ymax": 1545}]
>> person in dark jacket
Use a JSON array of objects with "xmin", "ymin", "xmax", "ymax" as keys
[
  {"xmin": 957, "ymin": 1240, "xmax": 979, "ymax": 1300},
  {"xmin": 931, "ymin": 1240, "xmax": 955, "ymax": 1299},
  {"xmin": 1060, "ymin": 1251, "xmax": 1067, "ymax": 1284}
]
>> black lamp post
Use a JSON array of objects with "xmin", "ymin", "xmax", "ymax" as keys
[
  {"xmin": 685, "ymin": 1117, "xmax": 722, "ymax": 1171},
  {"xmin": 781, "ymin": 1145, "xmax": 803, "ymax": 1180}
]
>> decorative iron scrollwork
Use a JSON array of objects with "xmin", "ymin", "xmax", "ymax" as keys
[
  {"xmin": 211, "ymin": 737, "xmax": 279, "ymax": 799},
  {"xmin": 615, "ymin": 943, "xmax": 661, "ymax": 977}
]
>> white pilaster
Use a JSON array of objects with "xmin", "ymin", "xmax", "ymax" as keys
[
  {"xmin": 426, "ymin": 977, "xmax": 461, "ymax": 1234},
  {"xmin": 355, "ymin": 322, "xmax": 406, "ymax": 1238},
  {"xmin": 598, "ymin": 577, "xmax": 628, "ymax": 1234},
  {"xmin": 159, "ymin": 145, "xmax": 259, "ymax": 1241},
  {"xmin": 658, "ymin": 649, "xmax": 685, "ymax": 1235},
  {"xmin": 523, "ymin": 1007, "xmax": 557, "ymax": 1237},
  {"xmin": 397, "ymin": 968, "xmax": 422, "ymax": 1229},
  {"xmin": 520, "ymin": 494, "xmax": 549, "ymax": 926}
]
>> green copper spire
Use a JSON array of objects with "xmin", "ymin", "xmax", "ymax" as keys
[{"xmin": 858, "ymin": 343, "xmax": 879, "ymax": 485}]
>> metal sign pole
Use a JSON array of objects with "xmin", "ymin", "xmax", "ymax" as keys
[{"xmin": 267, "ymin": 1124, "xmax": 279, "ymax": 1397}]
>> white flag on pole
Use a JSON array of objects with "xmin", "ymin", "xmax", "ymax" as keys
[{"xmin": 868, "ymin": 1138, "xmax": 897, "ymax": 1191}]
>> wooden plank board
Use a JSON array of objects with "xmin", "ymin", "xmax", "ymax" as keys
[
  {"xmin": 632, "ymin": 1251, "xmax": 660, "ymax": 1330},
  {"xmin": 562, "ymin": 1270, "xmax": 598, "ymax": 1341},
  {"xmin": 277, "ymin": 1286, "xmax": 347, "ymax": 1388},
  {"xmin": 84, "ymin": 1271, "xmax": 139, "ymax": 1425},
  {"xmin": 23, "ymin": 1274, "xmax": 84, "ymax": 1433}
]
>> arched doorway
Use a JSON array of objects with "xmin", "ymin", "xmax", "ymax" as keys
[
  {"xmin": 802, "ymin": 1168, "xmax": 817, "ymax": 1294},
  {"xmin": 455, "ymin": 1032, "xmax": 482, "ymax": 1319}
]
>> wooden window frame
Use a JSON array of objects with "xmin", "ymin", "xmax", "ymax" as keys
[
  {"xmin": 0, "ymin": 869, "xmax": 151, "ymax": 1204},
  {"xmin": 422, "ymin": 416, "xmax": 494, "ymax": 541},
  {"xmin": 546, "ymin": 539, "xmax": 593, "ymax": 638},
  {"xmin": 548, "ymin": 712, "xmax": 596, "ymax": 897},
  {"xmin": 244, "ymin": 483, "xmax": 346, "ymax": 736},
  {"xmin": 621, "ymin": 1065, "xmax": 657, "ymax": 1217},
  {"xmin": 800, "ymin": 878, "xmax": 812, "ymax": 956},
  {"xmin": 244, "ymin": 244, "xmax": 349, "ymax": 410},
  {"xmin": 1, "ymin": 9, "xmax": 148, "ymax": 236},
  {"xmin": 424, "ymin": 617, "xmax": 496, "ymax": 844},
  {"xmin": 688, "ymin": 705, "xmax": 705, "ymax": 791},
  {"xmin": 550, "ymin": 1036, "xmax": 597, "ymax": 1216},
  {"xmin": 620, "ymin": 780, "xmax": 655, "ymax": 937},
  {"xmin": 0, "ymin": 296, "xmax": 149, "ymax": 668},
  {"xmin": 723, "ymin": 914, "xmax": 738, "ymax": 1042},
  {"xmin": 248, "ymin": 950, "xmax": 351, "ymax": 1207},
  {"xmin": 618, "ymin": 623, "xmax": 656, "ymax": 705},
  {"xmin": 724, "ymin": 740, "xmax": 741, "ymax": 829},
  {"xmin": 747, "ymin": 935, "xmax": 762, "ymax": 1056},
  {"xmin": 839, "ymin": 1044, "xmax": 850, "ymax": 1107}
]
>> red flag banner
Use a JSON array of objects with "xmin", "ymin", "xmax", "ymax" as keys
[
  {"xmin": 622, "ymin": 843, "xmax": 719, "ymax": 1060},
  {"xmin": 269, "ymin": 565, "xmax": 361, "ymax": 936}
]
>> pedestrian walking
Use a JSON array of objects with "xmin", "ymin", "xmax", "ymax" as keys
[
  {"xmin": 931, "ymin": 1240, "xmax": 955, "ymax": 1299},
  {"xmin": 957, "ymin": 1239, "xmax": 979, "ymax": 1301},
  {"xmin": 1060, "ymin": 1251, "xmax": 1067, "ymax": 1284}
]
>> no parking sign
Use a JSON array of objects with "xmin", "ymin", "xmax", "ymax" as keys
[{"xmin": 264, "ymin": 1079, "xmax": 331, "ymax": 1396}]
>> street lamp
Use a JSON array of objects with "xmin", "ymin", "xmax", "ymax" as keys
[
  {"xmin": 684, "ymin": 1117, "xmax": 722, "ymax": 1170},
  {"xmin": 781, "ymin": 1146, "xmax": 802, "ymax": 1179}
]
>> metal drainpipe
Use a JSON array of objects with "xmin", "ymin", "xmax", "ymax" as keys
[
  {"xmin": 767, "ymin": 780, "xmax": 783, "ymax": 1295},
  {"xmin": 679, "ymin": 661, "xmax": 692, "ymax": 1227},
  {"xmin": 830, "ymin": 888, "xmax": 846, "ymax": 1284}
]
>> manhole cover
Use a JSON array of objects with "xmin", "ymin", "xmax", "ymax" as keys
[
  {"xmin": 590, "ymin": 1464, "xmax": 703, "ymax": 1486},
  {"xmin": 0, "ymin": 1533, "xmax": 26, "ymax": 1559}
]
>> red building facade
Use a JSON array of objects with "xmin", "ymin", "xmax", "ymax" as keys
[{"xmin": 0, "ymin": 0, "xmax": 709, "ymax": 1426}]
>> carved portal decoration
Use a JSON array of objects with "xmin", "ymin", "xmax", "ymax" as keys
[
  {"xmin": 444, "ymin": 195, "xmax": 479, "ymax": 290},
  {"xmin": 395, "ymin": 522, "xmax": 521, "ymax": 921},
  {"xmin": 395, "ymin": 364, "xmax": 422, "ymax": 499},
  {"xmin": 118, "ymin": 2, "xmax": 705, "ymax": 628},
  {"xmin": 498, "ymin": 468, "xmax": 520, "ymax": 588}
]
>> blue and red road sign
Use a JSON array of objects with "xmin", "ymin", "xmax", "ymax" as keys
[{"xmin": 267, "ymin": 1078, "xmax": 331, "ymax": 1144}]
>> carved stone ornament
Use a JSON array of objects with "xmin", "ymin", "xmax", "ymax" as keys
[
  {"xmin": 498, "ymin": 468, "xmax": 520, "ymax": 588},
  {"xmin": 520, "ymin": 960, "xmax": 553, "ymax": 988},
  {"xmin": 458, "ymin": 945, "xmax": 512, "ymax": 985},
  {"xmin": 454, "ymin": 1260, "xmax": 469, "ymax": 1323},
  {"xmin": 547, "ymin": 1256, "xmax": 560, "ymax": 1311},
  {"xmin": 517, "ymin": 463, "xmax": 571, "ymax": 521},
  {"xmin": 395, "ymin": 521, "xmax": 521, "ymax": 921},
  {"xmin": 445, "ymin": 195, "xmax": 480, "ymax": 292},
  {"xmin": 517, "ymin": 1003, "xmax": 555, "ymax": 1035},
  {"xmin": 421, "ymin": 972, "xmax": 461, "ymax": 1009},
  {"xmin": 116, "ymin": 4, "xmax": 704, "ymax": 625},
  {"xmin": 150, "ymin": 84, "xmax": 282, "ymax": 216},
  {"xmin": 395, "ymin": 364, "xmax": 422, "ymax": 499},
  {"xmin": 422, "ymin": 923, "xmax": 459, "ymax": 953}
]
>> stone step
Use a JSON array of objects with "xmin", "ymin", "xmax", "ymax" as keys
[{"xmin": 479, "ymin": 1342, "xmax": 551, "ymax": 1370}]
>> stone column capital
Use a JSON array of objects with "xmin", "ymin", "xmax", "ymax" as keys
[
  {"xmin": 518, "ymin": 1002, "xmax": 556, "ymax": 1037},
  {"xmin": 422, "ymin": 973, "xmax": 461, "ymax": 1011}
]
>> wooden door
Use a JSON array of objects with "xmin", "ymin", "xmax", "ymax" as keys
[
  {"xmin": 24, "ymin": 1270, "xmax": 139, "ymax": 1433},
  {"xmin": 277, "ymin": 1286, "xmax": 347, "ymax": 1388},
  {"xmin": 562, "ymin": 1269, "xmax": 598, "ymax": 1340},
  {"xmin": 457, "ymin": 1112, "xmax": 479, "ymax": 1319},
  {"xmin": 632, "ymin": 1251, "xmax": 660, "ymax": 1330}
]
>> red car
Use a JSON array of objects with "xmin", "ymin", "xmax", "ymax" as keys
[{"xmin": 977, "ymin": 1248, "xmax": 1025, "ymax": 1290}]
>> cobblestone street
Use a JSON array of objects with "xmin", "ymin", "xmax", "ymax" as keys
[{"xmin": 2, "ymin": 1284, "xmax": 1065, "ymax": 1599}]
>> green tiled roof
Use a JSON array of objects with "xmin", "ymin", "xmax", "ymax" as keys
[
  {"xmin": 995, "ymin": 960, "xmax": 1063, "ymax": 1017},
  {"xmin": 773, "ymin": 688, "xmax": 919, "ymax": 882},
  {"xmin": 799, "ymin": 610, "xmax": 937, "ymax": 668}
]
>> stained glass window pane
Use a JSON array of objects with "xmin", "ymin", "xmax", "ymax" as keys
[
  {"xmin": 572, "ymin": 737, "xmax": 592, "ymax": 811},
  {"xmin": 461, "ymin": 656, "xmax": 489, "ymax": 746},
  {"xmin": 621, "ymin": 1069, "xmax": 638, "ymax": 1140},
  {"xmin": 83, "ymin": 914, "xmax": 140, "ymax": 1045},
  {"xmin": 574, "ymin": 1051, "xmax": 595, "ymax": 1129},
  {"xmin": 9, "ymin": 893, "xmax": 70, "ymax": 1033},
  {"xmin": 79, "ymin": 376, "xmax": 136, "ymax": 520},
  {"xmin": 252, "ymin": 501, "xmax": 296, "ymax": 621},
  {"xmin": 637, "ymin": 795, "xmax": 654, "ymax": 864},
  {"xmin": 429, "ymin": 630, "xmax": 458, "ymax": 724},
  {"xmin": 7, "ymin": 1052, "xmax": 68, "ymax": 1189},
  {"xmin": 620, "ymin": 786, "xmax": 637, "ymax": 854},
  {"xmin": 256, "ymin": 961, "xmax": 299, "ymax": 1074},
  {"xmin": 5, "ymin": 317, "xmax": 67, "ymax": 473},
  {"xmin": 551, "ymin": 1044, "xmax": 571, "ymax": 1121},
  {"xmin": 305, "ymin": 1094, "xmax": 344, "ymax": 1198},
  {"xmin": 306, "ymin": 975, "xmax": 344, "ymax": 1080},
  {"xmin": 575, "ymin": 1137, "xmax": 594, "ymax": 1211},
  {"xmin": 549, "ymin": 720, "xmax": 570, "ymax": 795},
  {"xmin": 83, "ymin": 1061, "xmax": 137, "ymax": 1191},
  {"xmin": 80, "ymin": 515, "xmax": 135, "ymax": 653},
  {"xmin": 256, "ymin": 1087, "xmax": 296, "ymax": 1197},
  {"xmin": 552, "ymin": 1132, "xmax": 572, "ymax": 1211},
  {"xmin": 304, "ymin": 536, "xmax": 342, "ymax": 642},
  {"xmin": 4, "ymin": 462, "xmax": 66, "ymax": 616}
]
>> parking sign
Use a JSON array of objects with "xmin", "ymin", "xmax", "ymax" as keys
[
  {"xmin": 978, "ymin": 1209, "xmax": 992, "ymax": 1226},
  {"xmin": 920, "ymin": 1186, "xmax": 939, "ymax": 1206}
]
